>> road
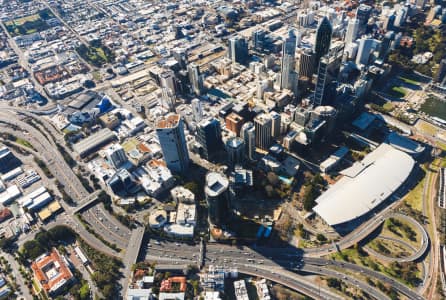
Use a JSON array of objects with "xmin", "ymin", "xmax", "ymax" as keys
[
  {"xmin": 120, "ymin": 227, "xmax": 145, "ymax": 299},
  {"xmin": 1, "ymin": 252, "xmax": 32, "ymax": 300},
  {"xmin": 421, "ymin": 160, "xmax": 441, "ymax": 299},
  {"xmin": 145, "ymin": 238, "xmax": 425, "ymax": 300}
]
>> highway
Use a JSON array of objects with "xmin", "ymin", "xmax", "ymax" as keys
[
  {"xmin": 421, "ymin": 160, "xmax": 441, "ymax": 299},
  {"xmin": 363, "ymin": 214, "xmax": 429, "ymax": 263},
  {"xmin": 144, "ymin": 238, "xmax": 425, "ymax": 300}
]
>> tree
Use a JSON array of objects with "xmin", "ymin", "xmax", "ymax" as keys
[
  {"xmin": 79, "ymin": 283, "xmax": 90, "ymax": 300},
  {"xmin": 266, "ymin": 172, "xmax": 279, "ymax": 186},
  {"xmin": 184, "ymin": 181, "xmax": 199, "ymax": 195},
  {"xmin": 303, "ymin": 185, "xmax": 318, "ymax": 211},
  {"xmin": 22, "ymin": 240, "xmax": 45, "ymax": 260},
  {"xmin": 316, "ymin": 234, "xmax": 327, "ymax": 242},
  {"xmin": 0, "ymin": 238, "xmax": 14, "ymax": 251}
]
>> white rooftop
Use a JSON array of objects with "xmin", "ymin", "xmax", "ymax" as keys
[{"xmin": 313, "ymin": 144, "xmax": 414, "ymax": 226}]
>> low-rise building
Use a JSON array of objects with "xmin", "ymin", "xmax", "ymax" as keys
[{"xmin": 31, "ymin": 248, "xmax": 74, "ymax": 296}]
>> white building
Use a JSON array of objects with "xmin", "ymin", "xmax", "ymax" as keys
[
  {"xmin": 105, "ymin": 143, "xmax": 128, "ymax": 169},
  {"xmin": 170, "ymin": 186, "xmax": 195, "ymax": 204}
]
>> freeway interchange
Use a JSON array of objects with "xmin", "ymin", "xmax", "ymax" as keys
[{"xmin": 145, "ymin": 238, "xmax": 425, "ymax": 300}]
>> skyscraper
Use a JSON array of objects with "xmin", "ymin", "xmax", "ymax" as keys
[
  {"xmin": 314, "ymin": 51, "xmax": 343, "ymax": 107},
  {"xmin": 188, "ymin": 63, "xmax": 203, "ymax": 96},
  {"xmin": 435, "ymin": 59, "xmax": 446, "ymax": 83},
  {"xmin": 160, "ymin": 70, "xmax": 177, "ymax": 95},
  {"xmin": 314, "ymin": 17, "xmax": 333, "ymax": 69},
  {"xmin": 356, "ymin": 37, "xmax": 379, "ymax": 65},
  {"xmin": 241, "ymin": 122, "xmax": 256, "ymax": 161},
  {"xmin": 161, "ymin": 87, "xmax": 175, "ymax": 111},
  {"xmin": 226, "ymin": 137, "xmax": 245, "ymax": 168},
  {"xmin": 105, "ymin": 143, "xmax": 128, "ymax": 169},
  {"xmin": 254, "ymin": 114, "xmax": 272, "ymax": 150},
  {"xmin": 156, "ymin": 114, "xmax": 190, "ymax": 174},
  {"xmin": 356, "ymin": 4, "xmax": 372, "ymax": 35},
  {"xmin": 205, "ymin": 172, "xmax": 229, "ymax": 226},
  {"xmin": 280, "ymin": 29, "xmax": 298, "ymax": 96},
  {"xmin": 196, "ymin": 118, "xmax": 222, "ymax": 160},
  {"xmin": 314, "ymin": 56, "xmax": 329, "ymax": 107},
  {"xmin": 252, "ymin": 29, "xmax": 266, "ymax": 51},
  {"xmin": 191, "ymin": 98, "xmax": 203, "ymax": 122},
  {"xmin": 173, "ymin": 49, "xmax": 188, "ymax": 70},
  {"xmin": 270, "ymin": 111, "xmax": 281, "ymax": 138},
  {"xmin": 345, "ymin": 18, "xmax": 359, "ymax": 46},
  {"xmin": 298, "ymin": 49, "xmax": 314, "ymax": 79},
  {"xmin": 228, "ymin": 36, "xmax": 249, "ymax": 64},
  {"xmin": 378, "ymin": 31, "xmax": 395, "ymax": 60}
]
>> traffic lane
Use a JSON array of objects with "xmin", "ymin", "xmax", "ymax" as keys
[
  {"xmin": 81, "ymin": 209, "xmax": 128, "ymax": 249},
  {"xmin": 92, "ymin": 204, "xmax": 131, "ymax": 236},
  {"xmin": 303, "ymin": 258, "xmax": 425, "ymax": 300},
  {"xmin": 301, "ymin": 265, "xmax": 390, "ymax": 300},
  {"xmin": 234, "ymin": 264, "xmax": 343, "ymax": 300}
]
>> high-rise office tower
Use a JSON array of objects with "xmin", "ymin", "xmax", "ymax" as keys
[
  {"xmin": 205, "ymin": 172, "xmax": 229, "ymax": 226},
  {"xmin": 225, "ymin": 112, "xmax": 244, "ymax": 136},
  {"xmin": 188, "ymin": 63, "xmax": 203, "ymax": 96},
  {"xmin": 356, "ymin": 4, "xmax": 372, "ymax": 35},
  {"xmin": 160, "ymin": 70, "xmax": 177, "ymax": 95},
  {"xmin": 314, "ymin": 17, "xmax": 333, "ymax": 69},
  {"xmin": 314, "ymin": 56, "xmax": 329, "ymax": 107},
  {"xmin": 252, "ymin": 29, "xmax": 266, "ymax": 50},
  {"xmin": 314, "ymin": 52, "xmax": 342, "ymax": 107},
  {"xmin": 345, "ymin": 18, "xmax": 359, "ymax": 46},
  {"xmin": 270, "ymin": 111, "xmax": 281, "ymax": 138},
  {"xmin": 241, "ymin": 122, "xmax": 256, "ymax": 161},
  {"xmin": 156, "ymin": 114, "xmax": 190, "ymax": 174},
  {"xmin": 228, "ymin": 36, "xmax": 249, "ymax": 64},
  {"xmin": 356, "ymin": 37, "xmax": 379, "ymax": 65},
  {"xmin": 256, "ymin": 79, "xmax": 270, "ymax": 100},
  {"xmin": 394, "ymin": 6, "xmax": 408, "ymax": 27},
  {"xmin": 435, "ymin": 59, "xmax": 446, "ymax": 83},
  {"xmin": 106, "ymin": 143, "xmax": 128, "ymax": 169},
  {"xmin": 196, "ymin": 118, "xmax": 222, "ymax": 160},
  {"xmin": 161, "ymin": 87, "xmax": 176, "ymax": 111},
  {"xmin": 298, "ymin": 49, "xmax": 314, "ymax": 80},
  {"xmin": 173, "ymin": 49, "xmax": 188, "ymax": 70},
  {"xmin": 378, "ymin": 31, "xmax": 395, "ymax": 60},
  {"xmin": 191, "ymin": 98, "xmax": 203, "ymax": 122},
  {"xmin": 173, "ymin": 25, "xmax": 184, "ymax": 39},
  {"xmin": 254, "ymin": 114, "xmax": 272, "ymax": 150},
  {"xmin": 226, "ymin": 137, "xmax": 245, "ymax": 168},
  {"xmin": 280, "ymin": 29, "xmax": 298, "ymax": 96}
]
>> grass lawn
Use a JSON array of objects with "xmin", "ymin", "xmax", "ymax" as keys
[
  {"xmin": 5, "ymin": 14, "xmax": 40, "ymax": 26},
  {"xmin": 16, "ymin": 138, "xmax": 33, "ymax": 149},
  {"xmin": 382, "ymin": 102, "xmax": 394, "ymax": 111},
  {"xmin": 402, "ymin": 176, "xmax": 425, "ymax": 212},
  {"xmin": 381, "ymin": 218, "xmax": 420, "ymax": 248},
  {"xmin": 92, "ymin": 71, "xmax": 102, "ymax": 81},
  {"xmin": 367, "ymin": 238, "xmax": 414, "ymax": 258},
  {"xmin": 415, "ymin": 119, "xmax": 439, "ymax": 136},
  {"xmin": 329, "ymin": 247, "xmax": 422, "ymax": 287},
  {"xmin": 388, "ymin": 86, "xmax": 407, "ymax": 98},
  {"xmin": 32, "ymin": 278, "xmax": 41, "ymax": 293},
  {"xmin": 94, "ymin": 47, "xmax": 108, "ymax": 61},
  {"xmin": 437, "ymin": 141, "xmax": 446, "ymax": 152},
  {"xmin": 398, "ymin": 76, "xmax": 420, "ymax": 86}
]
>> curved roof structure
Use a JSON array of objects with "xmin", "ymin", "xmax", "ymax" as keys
[{"xmin": 313, "ymin": 144, "xmax": 415, "ymax": 226}]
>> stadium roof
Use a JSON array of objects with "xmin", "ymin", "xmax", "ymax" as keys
[{"xmin": 313, "ymin": 144, "xmax": 415, "ymax": 226}]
